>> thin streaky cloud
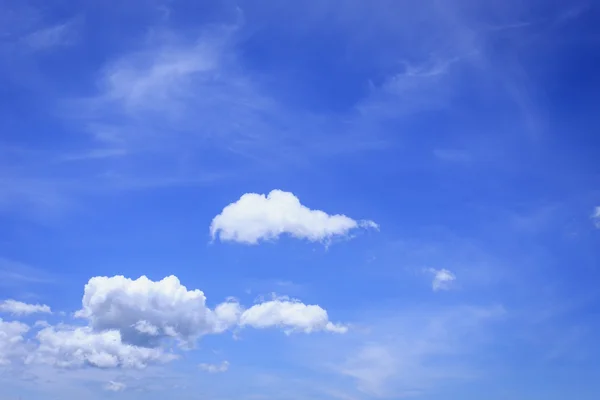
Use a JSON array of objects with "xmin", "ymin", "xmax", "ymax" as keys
[
  {"xmin": 592, "ymin": 206, "xmax": 600, "ymax": 228},
  {"xmin": 0, "ymin": 258, "xmax": 55, "ymax": 286},
  {"xmin": 315, "ymin": 304, "xmax": 507, "ymax": 398},
  {"xmin": 21, "ymin": 19, "xmax": 77, "ymax": 50}
]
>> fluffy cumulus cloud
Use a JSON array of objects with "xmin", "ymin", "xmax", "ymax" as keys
[
  {"xmin": 71, "ymin": 275, "xmax": 346, "ymax": 337},
  {"xmin": 199, "ymin": 360, "xmax": 229, "ymax": 373},
  {"xmin": 29, "ymin": 326, "xmax": 176, "ymax": 368},
  {"xmin": 74, "ymin": 275, "xmax": 239, "ymax": 347},
  {"xmin": 428, "ymin": 268, "xmax": 456, "ymax": 291},
  {"xmin": 0, "ymin": 299, "xmax": 52, "ymax": 315},
  {"xmin": 239, "ymin": 297, "xmax": 348, "ymax": 334},
  {"xmin": 0, "ymin": 275, "xmax": 345, "ymax": 373},
  {"xmin": 0, "ymin": 318, "xmax": 30, "ymax": 365},
  {"xmin": 210, "ymin": 190, "xmax": 378, "ymax": 244}
]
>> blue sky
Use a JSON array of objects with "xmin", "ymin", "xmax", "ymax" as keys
[{"xmin": 1, "ymin": 0, "xmax": 600, "ymax": 399}]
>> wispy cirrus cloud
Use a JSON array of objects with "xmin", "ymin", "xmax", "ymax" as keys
[
  {"xmin": 0, "ymin": 0, "xmax": 80, "ymax": 54},
  {"xmin": 0, "ymin": 258, "xmax": 55, "ymax": 286},
  {"xmin": 52, "ymin": 2, "xmax": 480, "ymax": 164},
  {"xmin": 286, "ymin": 304, "xmax": 507, "ymax": 399},
  {"xmin": 65, "ymin": 25, "xmax": 280, "ymax": 159},
  {"xmin": 2, "ymin": 0, "xmax": 568, "ymax": 219},
  {"xmin": 339, "ymin": 307, "xmax": 505, "ymax": 396},
  {"xmin": 21, "ymin": 17, "xmax": 80, "ymax": 51}
]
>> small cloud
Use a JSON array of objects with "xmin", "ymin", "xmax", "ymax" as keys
[
  {"xmin": 239, "ymin": 296, "xmax": 347, "ymax": 334},
  {"xmin": 210, "ymin": 190, "xmax": 378, "ymax": 245},
  {"xmin": 34, "ymin": 320, "xmax": 50, "ymax": 328},
  {"xmin": 133, "ymin": 320, "xmax": 160, "ymax": 336},
  {"xmin": 104, "ymin": 381, "xmax": 126, "ymax": 392},
  {"xmin": 592, "ymin": 206, "xmax": 600, "ymax": 228},
  {"xmin": 427, "ymin": 268, "xmax": 456, "ymax": 291},
  {"xmin": 0, "ymin": 299, "xmax": 52, "ymax": 315},
  {"xmin": 199, "ymin": 361, "xmax": 229, "ymax": 373}
]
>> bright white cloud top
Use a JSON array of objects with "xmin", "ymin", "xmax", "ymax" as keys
[
  {"xmin": 429, "ymin": 268, "xmax": 456, "ymax": 291},
  {"xmin": 0, "ymin": 300, "xmax": 52, "ymax": 315},
  {"xmin": 210, "ymin": 190, "xmax": 378, "ymax": 244},
  {"xmin": 74, "ymin": 275, "xmax": 238, "ymax": 347}
]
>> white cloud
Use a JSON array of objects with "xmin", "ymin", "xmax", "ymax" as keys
[
  {"xmin": 0, "ymin": 299, "xmax": 52, "ymax": 315},
  {"xmin": 101, "ymin": 39, "xmax": 220, "ymax": 113},
  {"xmin": 23, "ymin": 20, "xmax": 78, "ymax": 50},
  {"xmin": 74, "ymin": 275, "xmax": 239, "ymax": 347},
  {"xmin": 428, "ymin": 268, "xmax": 456, "ymax": 291},
  {"xmin": 133, "ymin": 320, "xmax": 160, "ymax": 336},
  {"xmin": 0, "ymin": 274, "xmax": 345, "ymax": 373},
  {"xmin": 199, "ymin": 360, "xmax": 229, "ymax": 373},
  {"xmin": 592, "ymin": 206, "xmax": 600, "ymax": 228},
  {"xmin": 28, "ymin": 325, "xmax": 177, "ymax": 369},
  {"xmin": 0, "ymin": 318, "xmax": 29, "ymax": 365},
  {"xmin": 34, "ymin": 320, "xmax": 51, "ymax": 328},
  {"xmin": 210, "ymin": 190, "xmax": 378, "ymax": 244},
  {"xmin": 104, "ymin": 381, "xmax": 127, "ymax": 392},
  {"xmin": 213, "ymin": 300, "xmax": 243, "ymax": 332},
  {"xmin": 69, "ymin": 275, "xmax": 344, "ymax": 356},
  {"xmin": 239, "ymin": 297, "xmax": 347, "ymax": 334}
]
